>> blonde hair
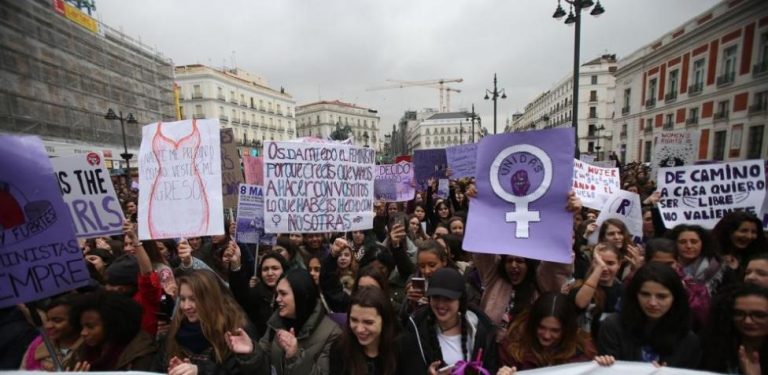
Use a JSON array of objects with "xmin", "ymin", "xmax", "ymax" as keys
[{"xmin": 166, "ymin": 270, "xmax": 248, "ymax": 363}]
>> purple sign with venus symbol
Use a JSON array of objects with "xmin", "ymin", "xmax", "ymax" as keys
[
  {"xmin": 464, "ymin": 128, "xmax": 574, "ymax": 263},
  {"xmin": 491, "ymin": 146, "xmax": 551, "ymax": 238}
]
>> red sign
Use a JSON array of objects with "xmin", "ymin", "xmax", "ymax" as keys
[
  {"xmin": 52, "ymin": 0, "xmax": 66, "ymax": 15},
  {"xmin": 395, "ymin": 155, "xmax": 412, "ymax": 163}
]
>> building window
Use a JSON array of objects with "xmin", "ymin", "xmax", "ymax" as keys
[
  {"xmin": 713, "ymin": 130, "xmax": 727, "ymax": 160},
  {"xmin": 666, "ymin": 70, "xmax": 678, "ymax": 101},
  {"xmin": 193, "ymin": 85, "xmax": 202, "ymax": 99},
  {"xmin": 590, "ymin": 90, "xmax": 597, "ymax": 102},
  {"xmin": 647, "ymin": 78, "xmax": 657, "ymax": 107},
  {"xmin": 748, "ymin": 126, "xmax": 765, "ymax": 159},
  {"xmin": 756, "ymin": 32, "xmax": 768, "ymax": 75},
  {"xmin": 719, "ymin": 45, "xmax": 738, "ymax": 85},
  {"xmin": 688, "ymin": 107, "xmax": 699, "ymax": 124},
  {"xmin": 194, "ymin": 105, "xmax": 203, "ymax": 118},
  {"xmin": 715, "ymin": 100, "xmax": 730, "ymax": 120},
  {"xmin": 664, "ymin": 113, "xmax": 674, "ymax": 130},
  {"xmin": 589, "ymin": 106, "xmax": 597, "ymax": 118},
  {"xmin": 591, "ymin": 75, "xmax": 598, "ymax": 85},
  {"xmin": 644, "ymin": 141, "xmax": 652, "ymax": 163},
  {"xmin": 690, "ymin": 59, "xmax": 705, "ymax": 94},
  {"xmin": 622, "ymin": 88, "xmax": 631, "ymax": 114},
  {"xmin": 752, "ymin": 91, "xmax": 768, "ymax": 113},
  {"xmin": 316, "ymin": 115, "xmax": 320, "ymax": 124}
]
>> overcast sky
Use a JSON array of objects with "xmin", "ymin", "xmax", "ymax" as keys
[{"xmin": 96, "ymin": 0, "xmax": 719, "ymax": 137}]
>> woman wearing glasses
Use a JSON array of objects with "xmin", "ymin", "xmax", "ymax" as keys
[{"xmin": 700, "ymin": 284, "xmax": 768, "ymax": 375}]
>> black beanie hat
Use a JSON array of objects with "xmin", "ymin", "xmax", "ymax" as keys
[
  {"xmin": 280, "ymin": 268, "xmax": 318, "ymax": 332},
  {"xmin": 105, "ymin": 255, "xmax": 139, "ymax": 286}
]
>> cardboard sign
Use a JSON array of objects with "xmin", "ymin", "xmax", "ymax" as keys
[
  {"xmin": 137, "ymin": 119, "xmax": 225, "ymax": 240},
  {"xmin": 0, "ymin": 136, "xmax": 89, "ymax": 308},
  {"xmin": 235, "ymin": 184, "xmax": 266, "ymax": 244},
  {"xmin": 263, "ymin": 141, "xmax": 375, "ymax": 233},
  {"xmin": 587, "ymin": 190, "xmax": 643, "ymax": 245},
  {"xmin": 651, "ymin": 130, "xmax": 699, "ymax": 182},
  {"xmin": 51, "ymin": 153, "xmax": 125, "ymax": 238},
  {"xmin": 657, "ymin": 160, "xmax": 766, "ymax": 229},
  {"xmin": 243, "ymin": 155, "xmax": 264, "ymax": 185},
  {"xmin": 445, "ymin": 143, "xmax": 478, "ymax": 178},
  {"xmin": 373, "ymin": 162, "xmax": 415, "ymax": 202},
  {"xmin": 220, "ymin": 128, "xmax": 244, "ymax": 209},
  {"xmin": 463, "ymin": 128, "xmax": 575, "ymax": 263},
  {"xmin": 572, "ymin": 159, "xmax": 620, "ymax": 210}
]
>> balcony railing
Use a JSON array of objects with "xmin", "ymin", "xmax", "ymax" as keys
[
  {"xmin": 663, "ymin": 122, "xmax": 674, "ymax": 130},
  {"xmin": 645, "ymin": 98, "xmax": 656, "ymax": 108},
  {"xmin": 193, "ymin": 113, "xmax": 205, "ymax": 119},
  {"xmin": 754, "ymin": 61, "xmax": 768, "ymax": 77},
  {"xmin": 665, "ymin": 91, "xmax": 677, "ymax": 102},
  {"xmin": 588, "ymin": 113, "xmax": 597, "ymax": 119},
  {"xmin": 748, "ymin": 103, "xmax": 766, "ymax": 115},
  {"xmin": 688, "ymin": 82, "xmax": 703, "ymax": 96},
  {"xmin": 240, "ymin": 102, "xmax": 248, "ymax": 107},
  {"xmin": 229, "ymin": 98, "xmax": 238, "ymax": 104},
  {"xmin": 716, "ymin": 72, "xmax": 735, "ymax": 87},
  {"xmin": 219, "ymin": 115, "xmax": 229, "ymax": 123},
  {"xmin": 232, "ymin": 118, "xmax": 241, "ymax": 124},
  {"xmin": 243, "ymin": 120, "xmax": 250, "ymax": 126},
  {"xmin": 620, "ymin": 131, "xmax": 627, "ymax": 138},
  {"xmin": 644, "ymin": 126, "xmax": 652, "ymax": 134},
  {"xmin": 713, "ymin": 111, "xmax": 729, "ymax": 121},
  {"xmin": 685, "ymin": 117, "xmax": 698, "ymax": 127},
  {"xmin": 192, "ymin": 93, "xmax": 203, "ymax": 99},
  {"xmin": 621, "ymin": 106, "xmax": 630, "ymax": 115},
  {"xmin": 217, "ymin": 95, "xmax": 226, "ymax": 101}
]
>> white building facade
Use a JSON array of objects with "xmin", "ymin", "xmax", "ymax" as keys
[
  {"xmin": 612, "ymin": 0, "xmax": 768, "ymax": 163},
  {"xmin": 175, "ymin": 65, "xmax": 296, "ymax": 145},
  {"xmin": 409, "ymin": 112, "xmax": 482, "ymax": 151},
  {"xmin": 295, "ymin": 100, "xmax": 380, "ymax": 148},
  {"xmin": 508, "ymin": 55, "xmax": 617, "ymax": 160}
]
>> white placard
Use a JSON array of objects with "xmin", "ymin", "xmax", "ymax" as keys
[
  {"xmin": 657, "ymin": 160, "xmax": 766, "ymax": 229},
  {"xmin": 651, "ymin": 130, "xmax": 700, "ymax": 182},
  {"xmin": 572, "ymin": 159, "xmax": 620, "ymax": 210},
  {"xmin": 137, "ymin": 119, "xmax": 224, "ymax": 240},
  {"xmin": 51, "ymin": 152, "xmax": 125, "ymax": 238},
  {"xmin": 263, "ymin": 141, "xmax": 375, "ymax": 233},
  {"xmin": 588, "ymin": 190, "xmax": 643, "ymax": 245}
]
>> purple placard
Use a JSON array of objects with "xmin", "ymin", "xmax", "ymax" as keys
[
  {"xmin": 0, "ymin": 136, "xmax": 89, "ymax": 308},
  {"xmin": 445, "ymin": 143, "xmax": 478, "ymax": 178},
  {"xmin": 374, "ymin": 162, "xmax": 415, "ymax": 202},
  {"xmin": 463, "ymin": 129, "xmax": 575, "ymax": 263},
  {"xmin": 413, "ymin": 149, "xmax": 447, "ymax": 184}
]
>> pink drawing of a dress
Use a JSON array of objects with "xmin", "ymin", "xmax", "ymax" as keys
[{"xmin": 147, "ymin": 120, "xmax": 210, "ymax": 238}]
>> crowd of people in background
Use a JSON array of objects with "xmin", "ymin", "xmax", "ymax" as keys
[{"xmin": 1, "ymin": 160, "xmax": 767, "ymax": 375}]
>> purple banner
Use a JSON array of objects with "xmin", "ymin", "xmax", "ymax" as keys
[
  {"xmin": 0, "ymin": 136, "xmax": 89, "ymax": 308},
  {"xmin": 413, "ymin": 149, "xmax": 447, "ymax": 184},
  {"xmin": 463, "ymin": 129, "xmax": 575, "ymax": 263}
]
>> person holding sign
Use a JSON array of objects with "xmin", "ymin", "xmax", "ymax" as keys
[
  {"xmin": 20, "ymin": 295, "xmax": 83, "ymax": 371},
  {"xmin": 154, "ymin": 270, "xmax": 260, "ymax": 375},
  {"xmin": 597, "ymin": 263, "xmax": 701, "ymax": 369},
  {"xmin": 229, "ymin": 252, "xmax": 288, "ymax": 339}
]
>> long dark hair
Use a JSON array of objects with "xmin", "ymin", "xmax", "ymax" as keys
[
  {"xmin": 257, "ymin": 252, "xmax": 288, "ymax": 284},
  {"xmin": 496, "ymin": 255, "xmax": 540, "ymax": 316},
  {"xmin": 278, "ymin": 269, "xmax": 319, "ymax": 332},
  {"xmin": 506, "ymin": 293, "xmax": 594, "ymax": 366},
  {"xmin": 425, "ymin": 285, "xmax": 471, "ymax": 363},
  {"xmin": 666, "ymin": 224, "xmax": 719, "ymax": 261},
  {"xmin": 353, "ymin": 264, "xmax": 391, "ymax": 297},
  {"xmin": 700, "ymin": 284, "xmax": 768, "ymax": 372},
  {"xmin": 621, "ymin": 263, "xmax": 690, "ymax": 356},
  {"xmin": 712, "ymin": 212, "xmax": 765, "ymax": 258},
  {"xmin": 340, "ymin": 287, "xmax": 400, "ymax": 375}
]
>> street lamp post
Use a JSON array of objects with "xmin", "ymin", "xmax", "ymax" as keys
[
  {"xmin": 459, "ymin": 120, "xmax": 464, "ymax": 144},
  {"xmin": 594, "ymin": 124, "xmax": 605, "ymax": 160},
  {"xmin": 465, "ymin": 104, "xmax": 481, "ymax": 143},
  {"xmin": 363, "ymin": 132, "xmax": 370, "ymax": 148},
  {"xmin": 552, "ymin": 0, "xmax": 605, "ymax": 158},
  {"xmin": 484, "ymin": 73, "xmax": 507, "ymax": 135},
  {"xmin": 105, "ymin": 108, "xmax": 138, "ymax": 179}
]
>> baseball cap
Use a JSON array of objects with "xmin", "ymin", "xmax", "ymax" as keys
[{"xmin": 426, "ymin": 268, "xmax": 465, "ymax": 300}]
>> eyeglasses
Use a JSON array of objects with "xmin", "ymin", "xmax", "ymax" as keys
[{"xmin": 733, "ymin": 309, "xmax": 768, "ymax": 321}]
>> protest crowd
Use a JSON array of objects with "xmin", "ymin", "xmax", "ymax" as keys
[{"xmin": 2, "ymin": 136, "xmax": 768, "ymax": 375}]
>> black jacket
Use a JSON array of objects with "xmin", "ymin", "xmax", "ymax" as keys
[
  {"xmin": 401, "ymin": 306, "xmax": 498, "ymax": 375},
  {"xmin": 229, "ymin": 268, "xmax": 275, "ymax": 338}
]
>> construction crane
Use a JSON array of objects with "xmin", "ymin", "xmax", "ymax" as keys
[{"xmin": 367, "ymin": 78, "xmax": 463, "ymax": 112}]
